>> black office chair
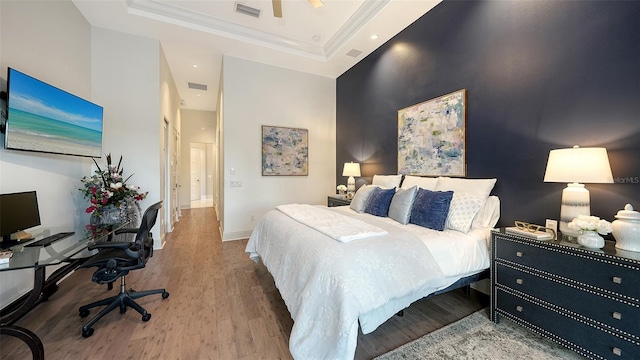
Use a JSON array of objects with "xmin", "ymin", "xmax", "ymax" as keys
[{"xmin": 78, "ymin": 201, "xmax": 169, "ymax": 338}]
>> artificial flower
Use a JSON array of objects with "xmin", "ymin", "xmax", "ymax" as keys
[
  {"xmin": 79, "ymin": 154, "xmax": 148, "ymax": 216},
  {"xmin": 567, "ymin": 215, "xmax": 613, "ymax": 235}
]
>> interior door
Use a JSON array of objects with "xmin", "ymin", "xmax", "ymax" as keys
[{"xmin": 190, "ymin": 147, "xmax": 201, "ymax": 201}]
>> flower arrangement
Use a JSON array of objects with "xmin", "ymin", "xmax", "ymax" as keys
[
  {"xmin": 79, "ymin": 154, "xmax": 147, "ymax": 216},
  {"xmin": 336, "ymin": 184, "xmax": 347, "ymax": 194},
  {"xmin": 568, "ymin": 215, "xmax": 613, "ymax": 235}
]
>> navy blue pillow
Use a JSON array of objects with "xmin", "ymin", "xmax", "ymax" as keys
[
  {"xmin": 409, "ymin": 189, "xmax": 454, "ymax": 231},
  {"xmin": 364, "ymin": 187, "xmax": 396, "ymax": 217}
]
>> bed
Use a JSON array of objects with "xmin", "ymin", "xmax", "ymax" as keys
[{"xmin": 246, "ymin": 176, "xmax": 500, "ymax": 360}]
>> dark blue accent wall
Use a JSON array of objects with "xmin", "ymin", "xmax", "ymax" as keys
[{"xmin": 336, "ymin": 0, "xmax": 640, "ymax": 227}]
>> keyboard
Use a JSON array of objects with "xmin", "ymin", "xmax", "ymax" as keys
[{"xmin": 24, "ymin": 232, "xmax": 75, "ymax": 247}]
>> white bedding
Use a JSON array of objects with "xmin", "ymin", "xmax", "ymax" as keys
[{"xmin": 246, "ymin": 206, "xmax": 491, "ymax": 360}]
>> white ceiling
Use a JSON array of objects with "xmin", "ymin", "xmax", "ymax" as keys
[{"xmin": 73, "ymin": 0, "xmax": 441, "ymax": 112}]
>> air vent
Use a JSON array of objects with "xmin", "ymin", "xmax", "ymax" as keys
[
  {"xmin": 235, "ymin": 2, "xmax": 260, "ymax": 18},
  {"xmin": 346, "ymin": 49, "xmax": 363, "ymax": 58},
  {"xmin": 188, "ymin": 82, "xmax": 208, "ymax": 91}
]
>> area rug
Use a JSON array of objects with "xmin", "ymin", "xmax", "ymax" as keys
[{"xmin": 375, "ymin": 308, "xmax": 585, "ymax": 359}]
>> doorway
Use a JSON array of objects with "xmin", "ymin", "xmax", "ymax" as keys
[{"xmin": 189, "ymin": 142, "xmax": 215, "ymax": 208}]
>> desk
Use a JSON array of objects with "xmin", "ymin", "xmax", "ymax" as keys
[{"xmin": 0, "ymin": 224, "xmax": 128, "ymax": 360}]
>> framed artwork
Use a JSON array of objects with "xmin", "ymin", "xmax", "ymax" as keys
[
  {"xmin": 262, "ymin": 125, "xmax": 309, "ymax": 176},
  {"xmin": 397, "ymin": 89, "xmax": 466, "ymax": 177}
]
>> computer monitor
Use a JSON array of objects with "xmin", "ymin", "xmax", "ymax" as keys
[{"xmin": 0, "ymin": 191, "xmax": 41, "ymax": 247}]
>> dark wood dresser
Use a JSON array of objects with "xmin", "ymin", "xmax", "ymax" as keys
[{"xmin": 491, "ymin": 229, "xmax": 640, "ymax": 359}]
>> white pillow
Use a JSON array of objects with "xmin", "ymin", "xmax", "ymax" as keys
[
  {"xmin": 471, "ymin": 195, "xmax": 501, "ymax": 229},
  {"xmin": 435, "ymin": 177, "xmax": 497, "ymax": 200},
  {"xmin": 445, "ymin": 192, "xmax": 485, "ymax": 233},
  {"xmin": 349, "ymin": 185, "xmax": 378, "ymax": 213},
  {"xmin": 372, "ymin": 175, "xmax": 402, "ymax": 189},
  {"xmin": 401, "ymin": 175, "xmax": 438, "ymax": 190}
]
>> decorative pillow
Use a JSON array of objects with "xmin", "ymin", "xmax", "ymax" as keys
[
  {"xmin": 388, "ymin": 186, "xmax": 418, "ymax": 224},
  {"xmin": 400, "ymin": 175, "xmax": 438, "ymax": 190},
  {"xmin": 445, "ymin": 192, "xmax": 485, "ymax": 233},
  {"xmin": 372, "ymin": 174, "xmax": 403, "ymax": 189},
  {"xmin": 364, "ymin": 187, "xmax": 396, "ymax": 217},
  {"xmin": 471, "ymin": 195, "xmax": 501, "ymax": 229},
  {"xmin": 435, "ymin": 177, "xmax": 497, "ymax": 200},
  {"xmin": 410, "ymin": 189, "xmax": 454, "ymax": 231},
  {"xmin": 350, "ymin": 185, "xmax": 378, "ymax": 213}
]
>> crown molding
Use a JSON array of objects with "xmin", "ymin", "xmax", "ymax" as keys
[{"xmin": 127, "ymin": 0, "xmax": 388, "ymax": 61}]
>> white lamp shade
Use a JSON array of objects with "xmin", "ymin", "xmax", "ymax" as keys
[
  {"xmin": 543, "ymin": 146, "xmax": 613, "ymax": 184},
  {"xmin": 342, "ymin": 162, "xmax": 361, "ymax": 177}
]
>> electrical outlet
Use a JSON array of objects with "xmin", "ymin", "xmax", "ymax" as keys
[
  {"xmin": 546, "ymin": 219, "xmax": 558, "ymax": 239},
  {"xmin": 251, "ymin": 215, "xmax": 256, "ymax": 222},
  {"xmin": 230, "ymin": 181, "xmax": 242, "ymax": 187}
]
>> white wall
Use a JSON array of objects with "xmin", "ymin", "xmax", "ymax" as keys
[
  {"xmin": 0, "ymin": 0, "xmax": 94, "ymax": 307},
  {"xmin": 160, "ymin": 45, "xmax": 182, "ymax": 237},
  {"xmin": 221, "ymin": 56, "xmax": 336, "ymax": 240},
  {"xmin": 91, "ymin": 27, "xmax": 163, "ymax": 246},
  {"xmin": 179, "ymin": 108, "xmax": 216, "ymax": 209}
]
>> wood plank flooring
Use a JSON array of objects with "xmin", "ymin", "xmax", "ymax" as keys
[{"xmin": 0, "ymin": 207, "xmax": 487, "ymax": 359}]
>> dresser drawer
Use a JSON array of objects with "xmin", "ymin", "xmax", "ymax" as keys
[
  {"xmin": 496, "ymin": 288, "xmax": 640, "ymax": 359},
  {"xmin": 496, "ymin": 263, "xmax": 640, "ymax": 337},
  {"xmin": 495, "ymin": 236, "xmax": 640, "ymax": 300}
]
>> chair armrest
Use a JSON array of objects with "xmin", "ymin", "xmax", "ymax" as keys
[
  {"xmin": 114, "ymin": 228, "xmax": 139, "ymax": 235},
  {"xmin": 88, "ymin": 241, "xmax": 132, "ymax": 251}
]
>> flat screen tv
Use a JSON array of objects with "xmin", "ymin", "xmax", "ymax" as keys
[{"xmin": 4, "ymin": 68, "xmax": 103, "ymax": 158}]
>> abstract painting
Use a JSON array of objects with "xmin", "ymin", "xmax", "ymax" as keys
[
  {"xmin": 262, "ymin": 125, "xmax": 308, "ymax": 176},
  {"xmin": 398, "ymin": 89, "xmax": 466, "ymax": 177}
]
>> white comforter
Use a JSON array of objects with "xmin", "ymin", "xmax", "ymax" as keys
[{"xmin": 247, "ymin": 206, "xmax": 455, "ymax": 360}]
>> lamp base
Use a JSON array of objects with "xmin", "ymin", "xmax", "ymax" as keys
[
  {"xmin": 559, "ymin": 183, "xmax": 590, "ymax": 238},
  {"xmin": 347, "ymin": 176, "xmax": 355, "ymax": 195}
]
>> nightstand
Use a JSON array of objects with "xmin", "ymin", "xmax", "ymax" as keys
[
  {"xmin": 491, "ymin": 229, "xmax": 640, "ymax": 358},
  {"xmin": 327, "ymin": 195, "xmax": 351, "ymax": 207}
]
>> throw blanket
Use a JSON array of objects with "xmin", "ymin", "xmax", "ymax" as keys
[
  {"xmin": 246, "ymin": 209, "xmax": 447, "ymax": 360},
  {"xmin": 276, "ymin": 204, "xmax": 388, "ymax": 242}
]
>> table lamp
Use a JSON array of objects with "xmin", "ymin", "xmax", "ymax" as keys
[
  {"xmin": 543, "ymin": 145, "xmax": 613, "ymax": 239},
  {"xmin": 342, "ymin": 162, "xmax": 361, "ymax": 198}
]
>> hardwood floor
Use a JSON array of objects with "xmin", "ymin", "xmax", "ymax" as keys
[{"xmin": 0, "ymin": 207, "xmax": 487, "ymax": 359}]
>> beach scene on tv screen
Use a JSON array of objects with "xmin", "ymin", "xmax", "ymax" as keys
[{"xmin": 6, "ymin": 69, "xmax": 103, "ymax": 157}]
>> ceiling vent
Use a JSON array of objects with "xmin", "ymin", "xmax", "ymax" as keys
[
  {"xmin": 188, "ymin": 82, "xmax": 208, "ymax": 91},
  {"xmin": 346, "ymin": 49, "xmax": 363, "ymax": 58},
  {"xmin": 235, "ymin": 3, "xmax": 261, "ymax": 18}
]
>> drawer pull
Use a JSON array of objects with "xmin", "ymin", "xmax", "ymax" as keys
[
  {"xmin": 613, "ymin": 276, "xmax": 622, "ymax": 284},
  {"xmin": 516, "ymin": 278, "xmax": 523, "ymax": 285},
  {"xmin": 516, "ymin": 305, "xmax": 523, "ymax": 312},
  {"xmin": 613, "ymin": 347, "xmax": 622, "ymax": 356},
  {"xmin": 516, "ymin": 251, "xmax": 523, "ymax": 257},
  {"xmin": 613, "ymin": 312, "xmax": 622, "ymax": 320}
]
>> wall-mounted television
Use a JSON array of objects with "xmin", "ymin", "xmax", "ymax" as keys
[{"xmin": 4, "ymin": 68, "xmax": 103, "ymax": 158}]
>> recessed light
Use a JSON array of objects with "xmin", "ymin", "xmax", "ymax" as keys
[
  {"xmin": 312, "ymin": 34, "xmax": 321, "ymax": 42},
  {"xmin": 370, "ymin": 34, "xmax": 379, "ymax": 40},
  {"xmin": 192, "ymin": 64, "xmax": 198, "ymax": 68},
  {"xmin": 197, "ymin": 94, "xmax": 200, "ymax": 97}
]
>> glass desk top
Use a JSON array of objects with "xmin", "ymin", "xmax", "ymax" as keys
[{"xmin": 0, "ymin": 223, "xmax": 129, "ymax": 271}]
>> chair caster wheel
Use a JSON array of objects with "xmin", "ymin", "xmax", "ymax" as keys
[
  {"xmin": 79, "ymin": 309, "xmax": 90, "ymax": 318},
  {"xmin": 142, "ymin": 313, "xmax": 151, "ymax": 322},
  {"xmin": 120, "ymin": 307, "xmax": 127, "ymax": 314},
  {"xmin": 162, "ymin": 291, "xmax": 169, "ymax": 299},
  {"xmin": 82, "ymin": 328, "xmax": 94, "ymax": 338}
]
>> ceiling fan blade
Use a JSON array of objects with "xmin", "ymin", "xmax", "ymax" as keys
[
  {"xmin": 308, "ymin": 0, "xmax": 324, "ymax": 8},
  {"xmin": 272, "ymin": 0, "xmax": 283, "ymax": 18}
]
